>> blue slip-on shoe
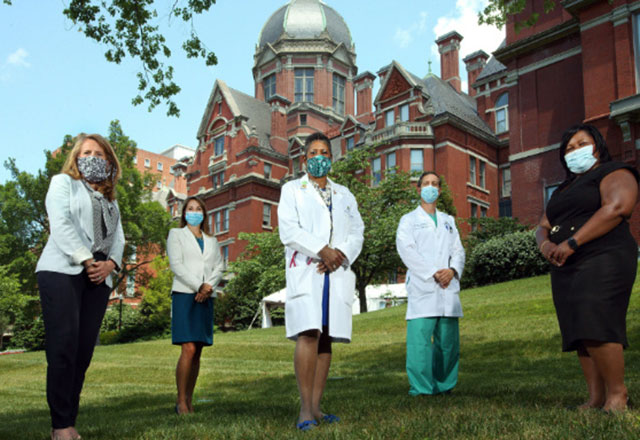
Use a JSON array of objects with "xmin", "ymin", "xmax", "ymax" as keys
[
  {"xmin": 321, "ymin": 414, "xmax": 340, "ymax": 424},
  {"xmin": 296, "ymin": 420, "xmax": 318, "ymax": 431}
]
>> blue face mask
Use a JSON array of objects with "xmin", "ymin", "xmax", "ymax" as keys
[
  {"xmin": 185, "ymin": 212, "xmax": 204, "ymax": 227},
  {"xmin": 565, "ymin": 144, "xmax": 597, "ymax": 174},
  {"xmin": 307, "ymin": 155, "xmax": 332, "ymax": 177},
  {"xmin": 421, "ymin": 186, "xmax": 439, "ymax": 204}
]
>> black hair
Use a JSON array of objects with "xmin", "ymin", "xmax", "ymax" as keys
[
  {"xmin": 304, "ymin": 132, "xmax": 332, "ymax": 157},
  {"xmin": 559, "ymin": 123, "xmax": 611, "ymax": 180},
  {"xmin": 417, "ymin": 171, "xmax": 440, "ymax": 188}
]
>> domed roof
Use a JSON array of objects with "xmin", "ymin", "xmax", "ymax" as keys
[{"xmin": 258, "ymin": 0, "xmax": 352, "ymax": 49}]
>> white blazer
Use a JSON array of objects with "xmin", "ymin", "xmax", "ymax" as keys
[
  {"xmin": 36, "ymin": 173, "xmax": 125, "ymax": 288},
  {"xmin": 396, "ymin": 207, "xmax": 465, "ymax": 320},
  {"xmin": 278, "ymin": 174, "xmax": 364, "ymax": 342},
  {"xmin": 166, "ymin": 226, "xmax": 224, "ymax": 295}
]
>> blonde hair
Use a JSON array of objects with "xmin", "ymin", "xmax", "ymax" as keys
[{"xmin": 61, "ymin": 134, "xmax": 122, "ymax": 201}]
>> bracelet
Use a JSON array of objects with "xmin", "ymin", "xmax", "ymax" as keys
[{"xmin": 539, "ymin": 240, "xmax": 550, "ymax": 253}]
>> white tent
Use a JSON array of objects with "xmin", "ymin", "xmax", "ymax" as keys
[{"xmin": 257, "ymin": 283, "xmax": 407, "ymax": 329}]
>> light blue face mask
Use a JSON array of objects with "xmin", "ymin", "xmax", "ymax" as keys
[
  {"xmin": 185, "ymin": 212, "xmax": 204, "ymax": 227},
  {"xmin": 565, "ymin": 144, "xmax": 597, "ymax": 174},
  {"xmin": 421, "ymin": 185, "xmax": 439, "ymax": 204}
]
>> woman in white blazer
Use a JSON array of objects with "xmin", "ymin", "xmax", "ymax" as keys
[
  {"xmin": 278, "ymin": 132, "xmax": 364, "ymax": 431},
  {"xmin": 166, "ymin": 196, "xmax": 223, "ymax": 415},
  {"xmin": 396, "ymin": 171, "xmax": 465, "ymax": 396},
  {"xmin": 36, "ymin": 134, "xmax": 124, "ymax": 440}
]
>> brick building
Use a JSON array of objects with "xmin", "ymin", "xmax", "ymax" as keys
[
  {"xmin": 180, "ymin": 0, "xmax": 640, "ymax": 275},
  {"xmin": 489, "ymin": 0, "xmax": 640, "ymax": 235}
]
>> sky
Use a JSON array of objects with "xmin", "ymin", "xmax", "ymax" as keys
[{"xmin": 0, "ymin": 0, "xmax": 504, "ymax": 184}]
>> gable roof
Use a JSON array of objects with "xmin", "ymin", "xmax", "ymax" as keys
[
  {"xmin": 476, "ymin": 40, "xmax": 507, "ymax": 82},
  {"xmin": 197, "ymin": 79, "xmax": 274, "ymax": 151}
]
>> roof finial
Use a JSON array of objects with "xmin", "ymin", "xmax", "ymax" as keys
[{"xmin": 428, "ymin": 60, "xmax": 432, "ymax": 74}]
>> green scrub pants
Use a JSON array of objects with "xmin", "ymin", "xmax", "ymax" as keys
[{"xmin": 406, "ymin": 317, "xmax": 459, "ymax": 396}]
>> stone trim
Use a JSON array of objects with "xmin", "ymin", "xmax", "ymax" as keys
[{"xmin": 509, "ymin": 143, "xmax": 560, "ymax": 162}]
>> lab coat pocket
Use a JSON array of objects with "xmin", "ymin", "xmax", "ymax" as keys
[
  {"xmin": 445, "ymin": 277, "xmax": 461, "ymax": 295},
  {"xmin": 340, "ymin": 269, "xmax": 357, "ymax": 307},
  {"xmin": 286, "ymin": 266, "xmax": 313, "ymax": 300},
  {"xmin": 407, "ymin": 274, "xmax": 436, "ymax": 297}
]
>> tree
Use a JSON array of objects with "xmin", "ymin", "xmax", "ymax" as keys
[
  {"xmin": 217, "ymin": 230, "xmax": 285, "ymax": 330},
  {"xmin": 2, "ymin": 0, "xmax": 218, "ymax": 117},
  {"xmin": 138, "ymin": 255, "xmax": 173, "ymax": 330},
  {"xmin": 0, "ymin": 120, "xmax": 174, "ymax": 347},
  {"xmin": 0, "ymin": 266, "xmax": 25, "ymax": 350},
  {"xmin": 330, "ymin": 145, "xmax": 456, "ymax": 313}
]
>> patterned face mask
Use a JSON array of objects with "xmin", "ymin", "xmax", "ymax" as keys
[
  {"xmin": 306, "ymin": 155, "xmax": 332, "ymax": 178},
  {"xmin": 77, "ymin": 156, "xmax": 110, "ymax": 183}
]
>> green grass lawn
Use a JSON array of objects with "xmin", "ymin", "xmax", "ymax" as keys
[{"xmin": 2, "ymin": 273, "xmax": 640, "ymax": 439}]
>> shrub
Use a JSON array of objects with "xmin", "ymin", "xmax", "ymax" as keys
[
  {"xmin": 8, "ymin": 314, "xmax": 45, "ymax": 351},
  {"xmin": 99, "ymin": 330, "xmax": 119, "ymax": 345},
  {"xmin": 463, "ymin": 230, "xmax": 548, "ymax": 287}
]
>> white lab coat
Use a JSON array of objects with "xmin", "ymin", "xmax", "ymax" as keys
[
  {"xmin": 396, "ymin": 207, "xmax": 465, "ymax": 320},
  {"xmin": 166, "ymin": 226, "xmax": 224, "ymax": 295},
  {"xmin": 36, "ymin": 173, "xmax": 125, "ymax": 288},
  {"xmin": 278, "ymin": 174, "xmax": 364, "ymax": 342}
]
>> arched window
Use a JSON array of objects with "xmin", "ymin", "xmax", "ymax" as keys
[{"xmin": 495, "ymin": 92, "xmax": 508, "ymax": 133}]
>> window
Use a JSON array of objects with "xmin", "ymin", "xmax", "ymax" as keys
[
  {"xmin": 292, "ymin": 157, "xmax": 300, "ymax": 174},
  {"xmin": 385, "ymin": 109, "xmax": 394, "ymax": 127},
  {"xmin": 217, "ymin": 102, "xmax": 222, "ymax": 115},
  {"xmin": 346, "ymin": 137, "xmax": 354, "ymax": 151},
  {"xmin": 213, "ymin": 171, "xmax": 225, "ymax": 189},
  {"xmin": 294, "ymin": 68, "xmax": 314, "ymax": 102},
  {"xmin": 222, "ymin": 245, "xmax": 229, "ymax": 268},
  {"xmin": 332, "ymin": 74, "xmax": 345, "ymax": 114},
  {"xmin": 495, "ymin": 92, "xmax": 508, "ymax": 133},
  {"xmin": 133, "ymin": 156, "xmax": 137, "ymax": 165},
  {"xmin": 262, "ymin": 203, "xmax": 271, "ymax": 227},
  {"xmin": 264, "ymin": 74, "xmax": 276, "ymax": 100},
  {"xmin": 481, "ymin": 207, "xmax": 487, "ymax": 217},
  {"xmin": 156, "ymin": 181, "xmax": 162, "ymax": 189},
  {"xmin": 157, "ymin": 162, "xmax": 163, "ymax": 171},
  {"xmin": 499, "ymin": 199, "xmax": 512, "ymax": 217},
  {"xmin": 372, "ymin": 157, "xmax": 381, "ymax": 185},
  {"xmin": 386, "ymin": 151, "xmax": 396, "ymax": 174},
  {"xmin": 410, "ymin": 149, "xmax": 423, "ymax": 173},
  {"xmin": 299, "ymin": 114, "xmax": 307, "ymax": 125},
  {"xmin": 501, "ymin": 167, "xmax": 511, "ymax": 197},
  {"xmin": 479, "ymin": 161, "xmax": 486, "ymax": 188},
  {"xmin": 215, "ymin": 209, "xmax": 229, "ymax": 233},
  {"xmin": 469, "ymin": 157, "xmax": 476, "ymax": 184},
  {"xmin": 144, "ymin": 158, "xmax": 150, "ymax": 168},
  {"xmin": 214, "ymin": 136, "xmax": 225, "ymax": 157},
  {"xmin": 545, "ymin": 184, "xmax": 560, "ymax": 206},
  {"xmin": 400, "ymin": 104, "xmax": 409, "ymax": 122},
  {"xmin": 470, "ymin": 203, "xmax": 478, "ymax": 218},
  {"xmin": 264, "ymin": 163, "xmax": 272, "ymax": 179}
]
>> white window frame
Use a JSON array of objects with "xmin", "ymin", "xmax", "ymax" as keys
[
  {"xmin": 214, "ymin": 136, "xmax": 225, "ymax": 157},
  {"xmin": 264, "ymin": 74, "xmax": 276, "ymax": 100},
  {"xmin": 495, "ymin": 93, "xmax": 509, "ymax": 134},
  {"xmin": 264, "ymin": 163, "xmax": 272, "ymax": 179},
  {"xmin": 157, "ymin": 162, "xmax": 163, "ymax": 171},
  {"xmin": 386, "ymin": 151, "xmax": 396, "ymax": 174},
  {"xmin": 400, "ymin": 104, "xmax": 409, "ymax": 122},
  {"xmin": 294, "ymin": 68, "xmax": 314, "ymax": 102},
  {"xmin": 410, "ymin": 149, "xmax": 423, "ymax": 173},
  {"xmin": 332, "ymin": 74, "xmax": 346, "ymax": 114},
  {"xmin": 501, "ymin": 167, "xmax": 511, "ymax": 198},
  {"xmin": 385, "ymin": 109, "xmax": 394, "ymax": 127},
  {"xmin": 372, "ymin": 157, "xmax": 381, "ymax": 185},
  {"xmin": 262, "ymin": 203, "xmax": 271, "ymax": 227},
  {"xmin": 346, "ymin": 136, "xmax": 354, "ymax": 151},
  {"xmin": 469, "ymin": 157, "xmax": 476, "ymax": 185},
  {"xmin": 479, "ymin": 161, "xmax": 486, "ymax": 188},
  {"xmin": 144, "ymin": 158, "xmax": 150, "ymax": 168}
]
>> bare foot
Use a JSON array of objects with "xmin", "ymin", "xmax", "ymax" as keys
[
  {"xmin": 176, "ymin": 401, "xmax": 189, "ymax": 415},
  {"xmin": 577, "ymin": 399, "xmax": 605, "ymax": 410},
  {"xmin": 603, "ymin": 395, "xmax": 629, "ymax": 412},
  {"xmin": 51, "ymin": 427, "xmax": 77, "ymax": 440}
]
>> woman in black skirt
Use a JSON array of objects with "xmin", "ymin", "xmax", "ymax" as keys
[
  {"xmin": 167, "ymin": 197, "xmax": 224, "ymax": 414},
  {"xmin": 536, "ymin": 123, "xmax": 639, "ymax": 412}
]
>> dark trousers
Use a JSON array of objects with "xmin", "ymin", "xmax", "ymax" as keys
[{"xmin": 37, "ymin": 270, "xmax": 110, "ymax": 429}]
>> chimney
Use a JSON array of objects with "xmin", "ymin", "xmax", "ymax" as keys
[
  {"xmin": 353, "ymin": 71, "xmax": 376, "ymax": 124},
  {"xmin": 463, "ymin": 50, "xmax": 489, "ymax": 97},
  {"xmin": 267, "ymin": 94, "xmax": 290, "ymax": 155},
  {"xmin": 435, "ymin": 31, "xmax": 464, "ymax": 92}
]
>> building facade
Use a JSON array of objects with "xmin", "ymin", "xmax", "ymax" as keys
[{"xmin": 180, "ymin": 0, "xmax": 640, "ymax": 276}]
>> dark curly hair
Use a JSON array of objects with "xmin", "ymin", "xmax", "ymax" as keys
[{"xmin": 559, "ymin": 123, "xmax": 611, "ymax": 180}]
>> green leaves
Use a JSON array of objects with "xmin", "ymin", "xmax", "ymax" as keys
[{"xmin": 60, "ymin": 1, "xmax": 218, "ymax": 116}]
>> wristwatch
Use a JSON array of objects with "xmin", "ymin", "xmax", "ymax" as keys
[{"xmin": 567, "ymin": 237, "xmax": 579, "ymax": 251}]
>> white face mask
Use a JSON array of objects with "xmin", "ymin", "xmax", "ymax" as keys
[{"xmin": 564, "ymin": 144, "xmax": 597, "ymax": 174}]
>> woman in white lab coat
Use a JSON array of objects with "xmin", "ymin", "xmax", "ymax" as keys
[
  {"xmin": 396, "ymin": 171, "xmax": 465, "ymax": 396},
  {"xmin": 278, "ymin": 132, "xmax": 364, "ymax": 431}
]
